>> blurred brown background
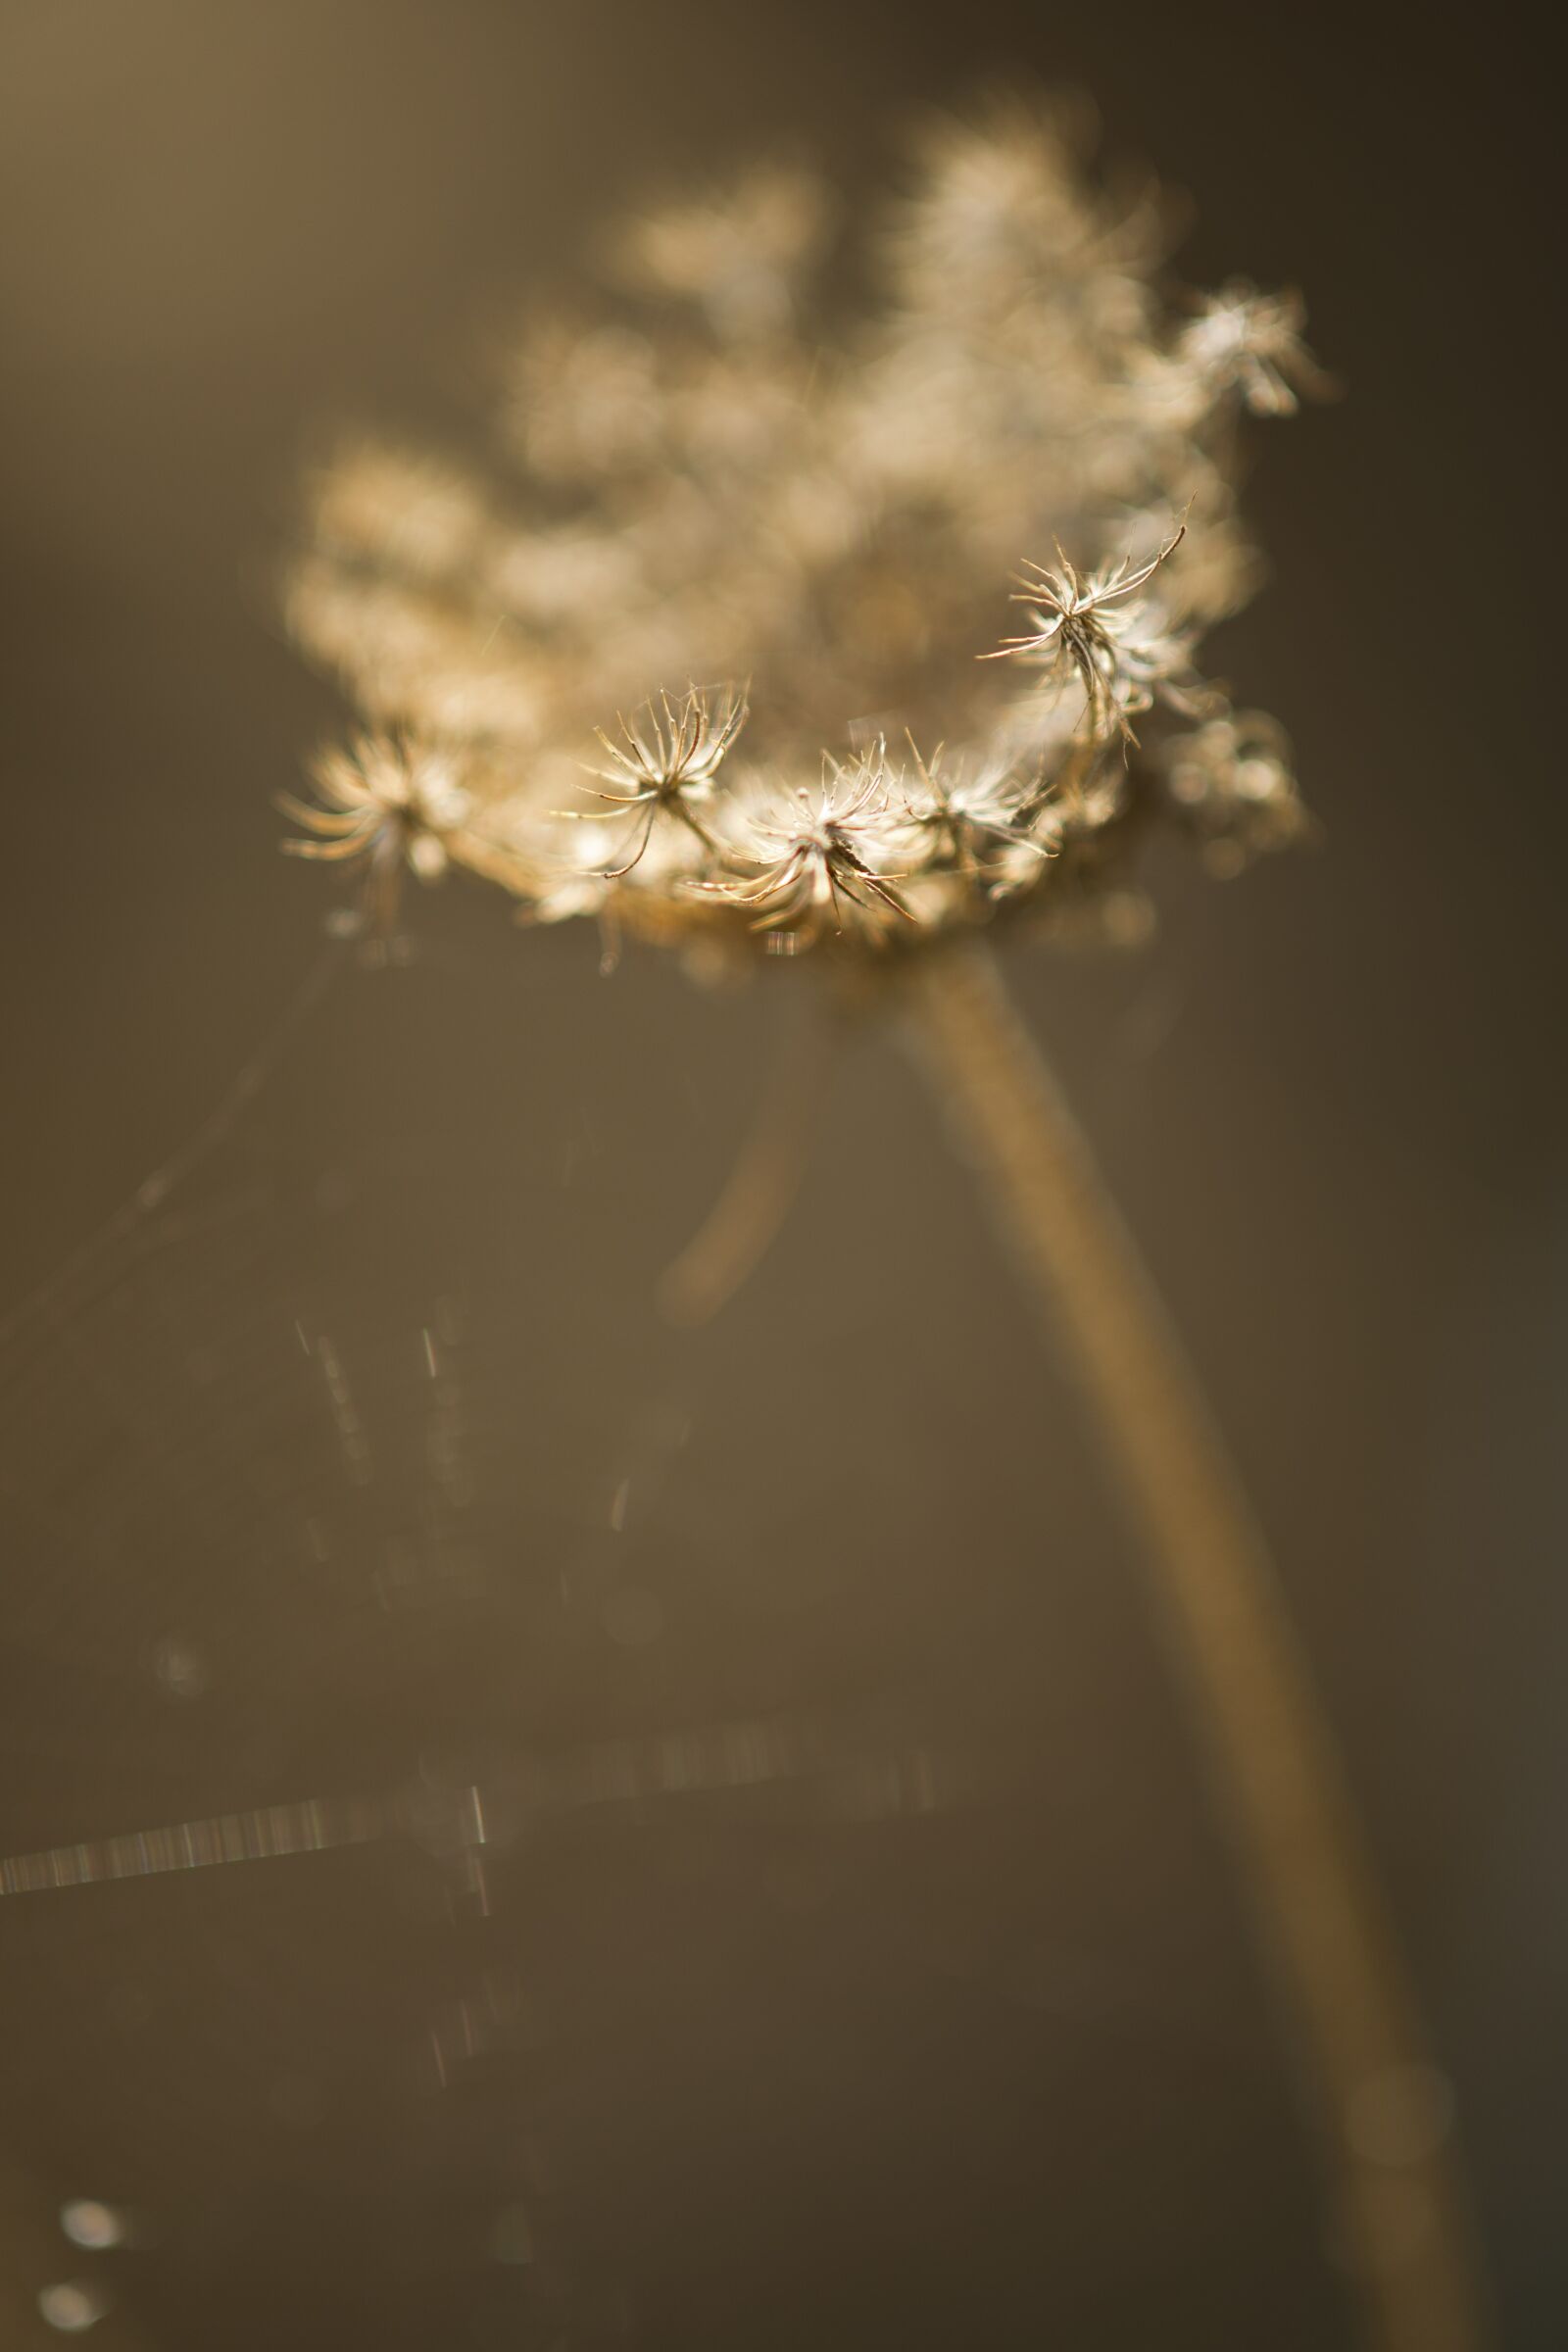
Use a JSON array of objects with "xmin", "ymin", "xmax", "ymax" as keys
[{"xmin": 0, "ymin": 4, "xmax": 1561, "ymax": 2346}]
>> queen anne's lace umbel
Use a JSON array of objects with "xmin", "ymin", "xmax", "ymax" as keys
[{"xmin": 283, "ymin": 101, "xmax": 1322, "ymax": 958}]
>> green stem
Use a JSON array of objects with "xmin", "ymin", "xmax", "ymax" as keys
[{"xmin": 910, "ymin": 937, "xmax": 1489, "ymax": 2352}]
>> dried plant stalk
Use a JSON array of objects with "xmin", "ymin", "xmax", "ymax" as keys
[{"xmin": 912, "ymin": 938, "xmax": 1488, "ymax": 2352}]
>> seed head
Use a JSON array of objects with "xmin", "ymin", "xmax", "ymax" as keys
[
  {"xmin": 281, "ymin": 98, "xmax": 1325, "ymax": 966},
  {"xmin": 567, "ymin": 684, "xmax": 750, "ymax": 878},
  {"xmin": 280, "ymin": 735, "xmax": 472, "ymax": 932},
  {"xmin": 1163, "ymin": 281, "xmax": 1331, "ymax": 419},
  {"xmin": 986, "ymin": 526, "xmax": 1196, "ymax": 743},
  {"xmin": 702, "ymin": 750, "xmax": 915, "ymax": 950}
]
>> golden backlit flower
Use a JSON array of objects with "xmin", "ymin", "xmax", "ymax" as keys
[
  {"xmin": 309, "ymin": 441, "xmax": 488, "ymax": 579},
  {"xmin": 1159, "ymin": 708, "xmax": 1309, "ymax": 874},
  {"xmin": 282, "ymin": 100, "xmax": 1323, "ymax": 962},
  {"xmin": 701, "ymin": 752, "xmax": 915, "ymax": 949},
  {"xmin": 280, "ymin": 734, "xmax": 472, "ymax": 931},
  {"xmin": 986, "ymin": 526, "xmax": 1195, "ymax": 741},
  {"xmin": 573, "ymin": 683, "xmax": 749, "ymax": 876},
  {"xmin": 1172, "ymin": 281, "xmax": 1329, "ymax": 417},
  {"xmin": 607, "ymin": 162, "xmax": 832, "ymax": 340},
  {"xmin": 901, "ymin": 740, "xmax": 1060, "ymax": 904}
]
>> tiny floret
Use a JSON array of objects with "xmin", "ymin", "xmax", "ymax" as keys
[
  {"xmin": 904, "ymin": 741, "xmax": 1059, "ymax": 903},
  {"xmin": 1173, "ymin": 282, "xmax": 1328, "ymax": 417},
  {"xmin": 1159, "ymin": 709, "xmax": 1308, "ymax": 874},
  {"xmin": 280, "ymin": 735, "xmax": 471, "ymax": 930},
  {"xmin": 607, "ymin": 163, "xmax": 832, "ymax": 340},
  {"xmin": 987, "ymin": 526, "xmax": 1195, "ymax": 742},
  {"xmin": 575, "ymin": 684, "xmax": 749, "ymax": 876},
  {"xmin": 705, "ymin": 753, "xmax": 915, "ymax": 947}
]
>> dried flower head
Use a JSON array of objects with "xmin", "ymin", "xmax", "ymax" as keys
[
  {"xmin": 280, "ymin": 734, "xmax": 474, "ymax": 931},
  {"xmin": 580, "ymin": 684, "xmax": 749, "ymax": 870},
  {"xmin": 310, "ymin": 441, "xmax": 488, "ymax": 579},
  {"xmin": 283, "ymin": 99, "xmax": 1323, "ymax": 962},
  {"xmin": 1175, "ymin": 281, "xmax": 1330, "ymax": 416},
  {"xmin": 1159, "ymin": 709, "xmax": 1310, "ymax": 874},
  {"xmin": 985, "ymin": 524, "xmax": 1197, "ymax": 742},
  {"xmin": 902, "ymin": 740, "xmax": 1060, "ymax": 906},
  {"xmin": 703, "ymin": 749, "xmax": 914, "ymax": 949},
  {"xmin": 606, "ymin": 161, "xmax": 832, "ymax": 341}
]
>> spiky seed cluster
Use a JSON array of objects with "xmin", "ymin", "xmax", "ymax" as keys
[
  {"xmin": 575, "ymin": 684, "xmax": 748, "ymax": 877},
  {"xmin": 281, "ymin": 735, "xmax": 474, "ymax": 931},
  {"xmin": 282, "ymin": 104, "xmax": 1322, "ymax": 959},
  {"xmin": 1168, "ymin": 282, "xmax": 1329, "ymax": 419},
  {"xmin": 700, "ymin": 750, "xmax": 915, "ymax": 948},
  {"xmin": 985, "ymin": 526, "xmax": 1200, "ymax": 744}
]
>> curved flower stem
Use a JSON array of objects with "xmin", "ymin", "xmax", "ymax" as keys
[
  {"xmin": 909, "ymin": 937, "xmax": 1489, "ymax": 2352},
  {"xmin": 660, "ymin": 1006, "xmax": 835, "ymax": 1327}
]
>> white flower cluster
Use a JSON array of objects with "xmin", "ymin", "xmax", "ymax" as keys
[{"xmin": 284, "ymin": 101, "xmax": 1320, "ymax": 958}]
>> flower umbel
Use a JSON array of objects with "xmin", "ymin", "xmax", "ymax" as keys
[{"xmin": 283, "ymin": 102, "xmax": 1324, "ymax": 959}]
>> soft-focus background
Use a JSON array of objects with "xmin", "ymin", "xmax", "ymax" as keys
[{"xmin": 0, "ymin": 5, "xmax": 1560, "ymax": 2346}]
